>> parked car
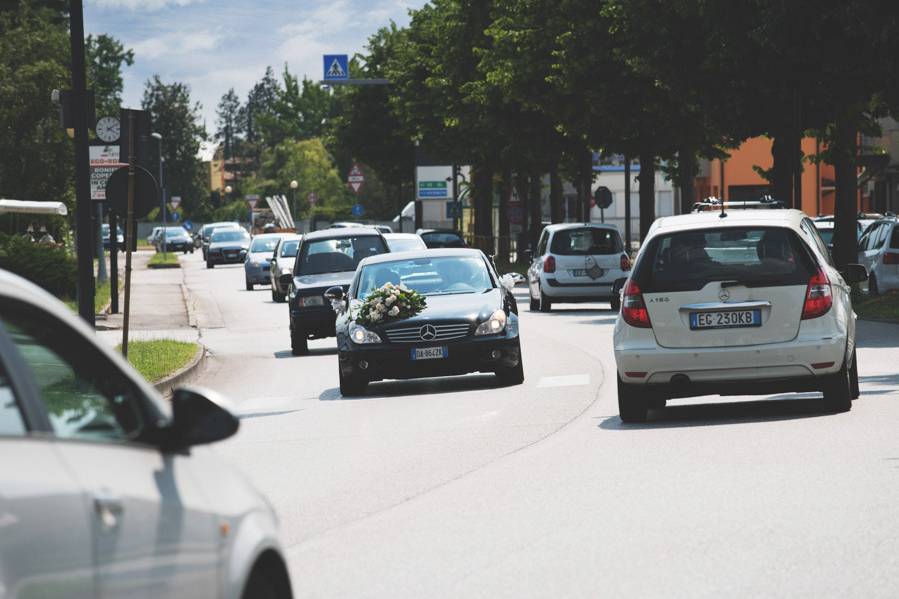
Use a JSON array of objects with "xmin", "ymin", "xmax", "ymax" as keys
[
  {"xmin": 383, "ymin": 232, "xmax": 427, "ymax": 252},
  {"xmin": 329, "ymin": 248, "xmax": 523, "ymax": 395},
  {"xmin": 613, "ymin": 209, "xmax": 868, "ymax": 422},
  {"xmin": 858, "ymin": 217, "xmax": 899, "ymax": 295},
  {"xmin": 101, "ymin": 223, "xmax": 124, "ymax": 250},
  {"xmin": 147, "ymin": 226, "xmax": 163, "ymax": 247},
  {"xmin": 199, "ymin": 222, "xmax": 241, "ymax": 260},
  {"xmin": 0, "ymin": 268, "xmax": 292, "ymax": 599},
  {"xmin": 284, "ymin": 228, "xmax": 389, "ymax": 355},
  {"xmin": 374, "ymin": 225, "xmax": 393, "ymax": 234},
  {"xmin": 417, "ymin": 229, "xmax": 468, "ymax": 249},
  {"xmin": 206, "ymin": 228, "xmax": 251, "ymax": 269},
  {"xmin": 812, "ymin": 216, "xmax": 863, "ymax": 249},
  {"xmin": 330, "ymin": 221, "xmax": 366, "ymax": 229},
  {"xmin": 154, "ymin": 226, "xmax": 194, "ymax": 254},
  {"xmin": 269, "ymin": 234, "xmax": 302, "ymax": 303},
  {"xmin": 244, "ymin": 233, "xmax": 289, "ymax": 290},
  {"xmin": 527, "ymin": 223, "xmax": 630, "ymax": 312}
]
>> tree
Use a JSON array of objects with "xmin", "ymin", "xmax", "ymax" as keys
[
  {"xmin": 141, "ymin": 76, "xmax": 208, "ymax": 217},
  {"xmin": 215, "ymin": 88, "xmax": 242, "ymax": 160},
  {"xmin": 85, "ymin": 33, "xmax": 133, "ymax": 119},
  {"xmin": 256, "ymin": 67, "xmax": 334, "ymax": 148}
]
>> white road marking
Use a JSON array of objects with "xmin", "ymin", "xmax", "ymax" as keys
[{"xmin": 536, "ymin": 374, "xmax": 590, "ymax": 388}]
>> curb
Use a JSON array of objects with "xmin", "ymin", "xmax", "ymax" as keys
[
  {"xmin": 153, "ymin": 343, "xmax": 207, "ymax": 397},
  {"xmin": 147, "ymin": 263, "xmax": 182, "ymax": 269}
]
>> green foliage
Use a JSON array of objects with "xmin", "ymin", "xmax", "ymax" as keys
[
  {"xmin": 256, "ymin": 68, "xmax": 334, "ymax": 148},
  {"xmin": 142, "ymin": 76, "xmax": 208, "ymax": 218},
  {"xmin": 85, "ymin": 34, "xmax": 134, "ymax": 119},
  {"xmin": 147, "ymin": 252, "xmax": 179, "ymax": 268},
  {"xmin": 0, "ymin": 233, "xmax": 76, "ymax": 296},
  {"xmin": 118, "ymin": 339, "xmax": 200, "ymax": 383}
]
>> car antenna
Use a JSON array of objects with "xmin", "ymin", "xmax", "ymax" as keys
[{"xmin": 719, "ymin": 195, "xmax": 727, "ymax": 219}]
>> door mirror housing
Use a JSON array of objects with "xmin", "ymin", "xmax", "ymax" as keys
[
  {"xmin": 163, "ymin": 386, "xmax": 239, "ymax": 452},
  {"xmin": 324, "ymin": 286, "xmax": 345, "ymax": 301},
  {"xmin": 841, "ymin": 263, "xmax": 868, "ymax": 284}
]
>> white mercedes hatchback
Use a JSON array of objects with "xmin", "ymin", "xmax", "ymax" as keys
[{"xmin": 613, "ymin": 209, "xmax": 869, "ymax": 422}]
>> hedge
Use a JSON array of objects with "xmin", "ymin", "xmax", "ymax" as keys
[{"xmin": 0, "ymin": 233, "xmax": 77, "ymax": 297}]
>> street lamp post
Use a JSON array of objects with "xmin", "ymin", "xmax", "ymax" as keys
[
  {"xmin": 151, "ymin": 132, "xmax": 166, "ymax": 258},
  {"xmin": 290, "ymin": 179, "xmax": 298, "ymax": 230}
]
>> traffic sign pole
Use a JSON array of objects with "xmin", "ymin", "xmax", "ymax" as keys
[{"xmin": 122, "ymin": 111, "xmax": 135, "ymax": 358}]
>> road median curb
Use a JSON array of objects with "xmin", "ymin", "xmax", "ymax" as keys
[{"xmin": 153, "ymin": 342, "xmax": 207, "ymax": 397}]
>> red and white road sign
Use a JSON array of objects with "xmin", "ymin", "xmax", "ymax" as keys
[
  {"xmin": 348, "ymin": 163, "xmax": 365, "ymax": 194},
  {"xmin": 307, "ymin": 192, "xmax": 318, "ymax": 205},
  {"xmin": 170, "ymin": 196, "xmax": 181, "ymax": 209},
  {"xmin": 246, "ymin": 194, "xmax": 259, "ymax": 209}
]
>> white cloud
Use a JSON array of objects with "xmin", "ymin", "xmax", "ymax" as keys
[
  {"xmin": 130, "ymin": 29, "xmax": 222, "ymax": 60},
  {"xmin": 89, "ymin": 0, "xmax": 205, "ymax": 11}
]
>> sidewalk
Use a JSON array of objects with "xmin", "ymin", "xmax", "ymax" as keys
[{"xmin": 95, "ymin": 250, "xmax": 199, "ymax": 348}]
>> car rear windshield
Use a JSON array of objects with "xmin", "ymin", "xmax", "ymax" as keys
[
  {"xmin": 421, "ymin": 232, "xmax": 466, "ymax": 248},
  {"xmin": 386, "ymin": 237, "xmax": 427, "ymax": 252},
  {"xmin": 297, "ymin": 235, "xmax": 388, "ymax": 275},
  {"xmin": 250, "ymin": 237, "xmax": 279, "ymax": 252},
  {"xmin": 634, "ymin": 226, "xmax": 815, "ymax": 293},
  {"xmin": 550, "ymin": 227, "xmax": 622, "ymax": 255},
  {"xmin": 280, "ymin": 239, "xmax": 300, "ymax": 257}
]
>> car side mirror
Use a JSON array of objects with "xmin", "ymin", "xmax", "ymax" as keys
[
  {"xmin": 279, "ymin": 274, "xmax": 293, "ymax": 290},
  {"xmin": 500, "ymin": 273, "xmax": 524, "ymax": 291},
  {"xmin": 164, "ymin": 386, "xmax": 239, "ymax": 452},
  {"xmin": 841, "ymin": 263, "xmax": 868, "ymax": 284},
  {"xmin": 324, "ymin": 286, "xmax": 344, "ymax": 301}
]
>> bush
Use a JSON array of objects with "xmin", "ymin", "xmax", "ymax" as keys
[{"xmin": 0, "ymin": 233, "xmax": 77, "ymax": 296}]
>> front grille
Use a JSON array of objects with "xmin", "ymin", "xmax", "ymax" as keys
[{"xmin": 385, "ymin": 322, "xmax": 472, "ymax": 343}]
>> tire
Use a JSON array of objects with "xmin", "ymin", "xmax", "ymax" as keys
[
  {"xmin": 529, "ymin": 292, "xmax": 539, "ymax": 312},
  {"xmin": 495, "ymin": 351, "xmax": 525, "ymax": 386},
  {"xmin": 610, "ymin": 293, "xmax": 621, "ymax": 312},
  {"xmin": 271, "ymin": 288, "xmax": 284, "ymax": 303},
  {"xmin": 339, "ymin": 368, "xmax": 368, "ymax": 396},
  {"xmin": 241, "ymin": 557, "xmax": 292, "ymax": 599},
  {"xmin": 617, "ymin": 374, "xmax": 649, "ymax": 423},
  {"xmin": 821, "ymin": 356, "xmax": 852, "ymax": 413},
  {"xmin": 246, "ymin": 280, "xmax": 253, "ymax": 291},
  {"xmin": 849, "ymin": 347, "xmax": 860, "ymax": 400},
  {"xmin": 206, "ymin": 260, "xmax": 214, "ymax": 269},
  {"xmin": 538, "ymin": 287, "xmax": 552, "ymax": 313},
  {"xmin": 869, "ymin": 273, "xmax": 879, "ymax": 296},
  {"xmin": 290, "ymin": 330, "xmax": 308, "ymax": 355}
]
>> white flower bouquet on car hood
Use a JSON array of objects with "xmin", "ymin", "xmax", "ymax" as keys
[{"xmin": 354, "ymin": 282, "xmax": 426, "ymax": 326}]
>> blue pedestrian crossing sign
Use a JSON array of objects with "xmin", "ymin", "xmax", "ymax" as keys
[{"xmin": 323, "ymin": 55, "xmax": 349, "ymax": 81}]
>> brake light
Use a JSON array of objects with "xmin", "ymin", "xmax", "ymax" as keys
[
  {"xmin": 620, "ymin": 254, "xmax": 631, "ymax": 271},
  {"xmin": 884, "ymin": 252, "xmax": 899, "ymax": 265},
  {"xmin": 621, "ymin": 279, "xmax": 651, "ymax": 328},
  {"xmin": 801, "ymin": 267, "xmax": 833, "ymax": 320},
  {"xmin": 544, "ymin": 255, "xmax": 556, "ymax": 274}
]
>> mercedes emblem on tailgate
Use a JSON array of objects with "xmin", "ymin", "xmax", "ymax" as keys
[
  {"xmin": 419, "ymin": 324, "xmax": 437, "ymax": 341},
  {"xmin": 718, "ymin": 287, "xmax": 730, "ymax": 302}
]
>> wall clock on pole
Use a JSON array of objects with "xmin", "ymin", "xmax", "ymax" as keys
[{"xmin": 95, "ymin": 116, "xmax": 121, "ymax": 143}]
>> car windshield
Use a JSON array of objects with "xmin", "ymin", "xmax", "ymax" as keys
[
  {"xmin": 165, "ymin": 227, "xmax": 187, "ymax": 236},
  {"xmin": 250, "ymin": 237, "xmax": 280, "ymax": 252},
  {"xmin": 551, "ymin": 228, "xmax": 622, "ymax": 255},
  {"xmin": 421, "ymin": 232, "xmax": 466, "ymax": 248},
  {"xmin": 296, "ymin": 235, "xmax": 388, "ymax": 275},
  {"xmin": 357, "ymin": 255, "xmax": 492, "ymax": 298},
  {"xmin": 211, "ymin": 230, "xmax": 248, "ymax": 243},
  {"xmin": 636, "ymin": 227, "xmax": 813, "ymax": 293},
  {"xmin": 279, "ymin": 239, "xmax": 300, "ymax": 257},
  {"xmin": 386, "ymin": 237, "xmax": 427, "ymax": 252}
]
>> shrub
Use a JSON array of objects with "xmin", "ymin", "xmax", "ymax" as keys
[{"xmin": 0, "ymin": 233, "xmax": 77, "ymax": 297}]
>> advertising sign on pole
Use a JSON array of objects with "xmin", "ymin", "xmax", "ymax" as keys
[
  {"xmin": 89, "ymin": 145, "xmax": 125, "ymax": 200},
  {"xmin": 416, "ymin": 166, "xmax": 453, "ymax": 200}
]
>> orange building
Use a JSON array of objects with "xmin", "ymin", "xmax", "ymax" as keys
[{"xmin": 695, "ymin": 136, "xmax": 866, "ymax": 217}]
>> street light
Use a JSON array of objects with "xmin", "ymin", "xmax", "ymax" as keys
[
  {"xmin": 289, "ymin": 179, "xmax": 298, "ymax": 230},
  {"xmin": 151, "ymin": 132, "xmax": 166, "ymax": 257}
]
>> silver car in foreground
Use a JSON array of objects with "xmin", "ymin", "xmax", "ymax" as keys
[{"xmin": 0, "ymin": 269, "xmax": 292, "ymax": 599}]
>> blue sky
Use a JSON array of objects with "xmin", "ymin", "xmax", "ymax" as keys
[{"xmin": 84, "ymin": 0, "xmax": 425, "ymax": 155}]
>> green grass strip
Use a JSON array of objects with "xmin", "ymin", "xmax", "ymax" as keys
[{"xmin": 117, "ymin": 339, "xmax": 200, "ymax": 383}]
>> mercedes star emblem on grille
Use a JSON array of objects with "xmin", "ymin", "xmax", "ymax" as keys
[{"xmin": 419, "ymin": 324, "xmax": 437, "ymax": 341}]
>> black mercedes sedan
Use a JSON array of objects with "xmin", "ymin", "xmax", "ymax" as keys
[
  {"xmin": 328, "ymin": 248, "xmax": 523, "ymax": 396},
  {"xmin": 284, "ymin": 228, "xmax": 389, "ymax": 354}
]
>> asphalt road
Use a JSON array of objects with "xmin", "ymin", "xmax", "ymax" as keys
[{"xmin": 183, "ymin": 254, "xmax": 899, "ymax": 598}]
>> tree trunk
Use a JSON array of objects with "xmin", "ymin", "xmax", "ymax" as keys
[
  {"xmin": 529, "ymin": 171, "xmax": 542, "ymax": 250},
  {"xmin": 771, "ymin": 132, "xmax": 793, "ymax": 207},
  {"xmin": 624, "ymin": 156, "xmax": 632, "ymax": 249},
  {"xmin": 498, "ymin": 167, "xmax": 511, "ymax": 264},
  {"xmin": 472, "ymin": 163, "xmax": 494, "ymax": 253},
  {"xmin": 515, "ymin": 172, "xmax": 530, "ymax": 260},
  {"xmin": 832, "ymin": 113, "xmax": 859, "ymax": 272},
  {"xmin": 550, "ymin": 167, "xmax": 563, "ymax": 223},
  {"xmin": 678, "ymin": 148, "xmax": 696, "ymax": 214},
  {"xmin": 638, "ymin": 153, "xmax": 656, "ymax": 241}
]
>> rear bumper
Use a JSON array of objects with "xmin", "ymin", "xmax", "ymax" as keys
[
  {"xmin": 615, "ymin": 334, "xmax": 847, "ymax": 390},
  {"xmin": 339, "ymin": 336, "xmax": 521, "ymax": 381},
  {"xmin": 290, "ymin": 307, "xmax": 336, "ymax": 339},
  {"xmin": 539, "ymin": 275, "xmax": 626, "ymax": 300}
]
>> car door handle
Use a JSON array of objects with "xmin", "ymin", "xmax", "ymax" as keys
[{"xmin": 93, "ymin": 491, "xmax": 123, "ymax": 529}]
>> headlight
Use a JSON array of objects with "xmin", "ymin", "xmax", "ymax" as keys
[
  {"xmin": 349, "ymin": 324, "xmax": 382, "ymax": 344},
  {"xmin": 475, "ymin": 309, "xmax": 507, "ymax": 335}
]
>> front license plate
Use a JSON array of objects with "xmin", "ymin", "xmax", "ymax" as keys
[
  {"xmin": 411, "ymin": 346, "xmax": 448, "ymax": 360},
  {"xmin": 690, "ymin": 309, "xmax": 762, "ymax": 330}
]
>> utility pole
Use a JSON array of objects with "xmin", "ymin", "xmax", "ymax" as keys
[
  {"xmin": 152, "ymin": 132, "xmax": 166, "ymax": 257},
  {"xmin": 624, "ymin": 156, "xmax": 632, "ymax": 251},
  {"xmin": 69, "ymin": 0, "xmax": 95, "ymax": 325}
]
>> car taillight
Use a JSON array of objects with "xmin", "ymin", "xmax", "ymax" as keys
[
  {"xmin": 544, "ymin": 255, "xmax": 556, "ymax": 274},
  {"xmin": 801, "ymin": 267, "xmax": 833, "ymax": 320},
  {"xmin": 621, "ymin": 279, "xmax": 651, "ymax": 328},
  {"xmin": 884, "ymin": 252, "xmax": 899, "ymax": 265},
  {"xmin": 620, "ymin": 254, "xmax": 631, "ymax": 271}
]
